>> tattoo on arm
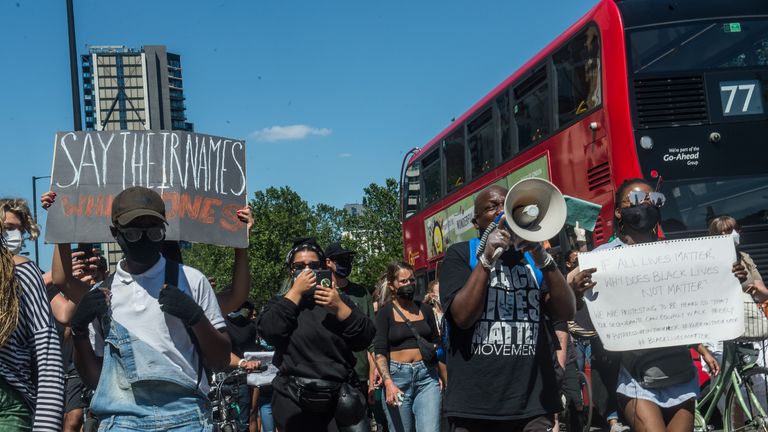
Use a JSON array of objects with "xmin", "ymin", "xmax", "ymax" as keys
[{"xmin": 375, "ymin": 354, "xmax": 391, "ymax": 383}]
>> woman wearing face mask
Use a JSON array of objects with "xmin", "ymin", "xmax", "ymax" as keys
[
  {"xmin": 258, "ymin": 238, "xmax": 376, "ymax": 432},
  {"xmin": 569, "ymin": 179, "xmax": 739, "ymax": 432},
  {"xmin": 709, "ymin": 216, "xmax": 768, "ymax": 302},
  {"xmin": 374, "ymin": 261, "xmax": 441, "ymax": 432},
  {"xmin": 0, "ymin": 198, "xmax": 39, "ymax": 258},
  {"xmin": 564, "ymin": 249, "xmax": 580, "ymax": 274}
]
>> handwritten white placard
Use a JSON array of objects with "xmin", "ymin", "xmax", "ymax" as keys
[{"xmin": 577, "ymin": 235, "xmax": 742, "ymax": 351}]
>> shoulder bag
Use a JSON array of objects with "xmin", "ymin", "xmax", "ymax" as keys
[{"xmin": 392, "ymin": 304, "xmax": 439, "ymax": 366}]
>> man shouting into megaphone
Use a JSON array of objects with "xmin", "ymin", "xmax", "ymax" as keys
[{"xmin": 438, "ymin": 184, "xmax": 575, "ymax": 432}]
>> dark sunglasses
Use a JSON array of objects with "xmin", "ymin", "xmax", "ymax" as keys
[
  {"xmin": 117, "ymin": 226, "xmax": 166, "ymax": 243},
  {"xmin": 627, "ymin": 191, "xmax": 666, "ymax": 207},
  {"xmin": 290, "ymin": 261, "xmax": 323, "ymax": 271}
]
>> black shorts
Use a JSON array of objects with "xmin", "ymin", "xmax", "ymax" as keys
[{"xmin": 64, "ymin": 370, "xmax": 87, "ymax": 413}]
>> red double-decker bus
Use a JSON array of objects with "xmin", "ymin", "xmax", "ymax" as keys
[{"xmin": 400, "ymin": 0, "xmax": 768, "ymax": 290}]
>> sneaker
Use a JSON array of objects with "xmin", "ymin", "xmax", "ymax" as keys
[{"xmin": 610, "ymin": 423, "xmax": 630, "ymax": 432}]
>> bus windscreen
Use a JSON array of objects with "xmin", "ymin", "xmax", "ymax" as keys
[
  {"xmin": 629, "ymin": 18, "xmax": 768, "ymax": 74},
  {"xmin": 660, "ymin": 174, "xmax": 768, "ymax": 233}
]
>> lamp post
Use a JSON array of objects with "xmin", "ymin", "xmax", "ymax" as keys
[
  {"xmin": 32, "ymin": 175, "xmax": 51, "ymax": 266},
  {"xmin": 66, "ymin": 0, "xmax": 82, "ymax": 131}
]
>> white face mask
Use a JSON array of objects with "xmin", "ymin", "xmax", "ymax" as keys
[
  {"xmin": 2, "ymin": 229, "xmax": 24, "ymax": 255},
  {"xmin": 731, "ymin": 230, "xmax": 741, "ymax": 246}
]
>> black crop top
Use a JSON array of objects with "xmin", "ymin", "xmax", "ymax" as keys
[{"xmin": 374, "ymin": 301, "xmax": 439, "ymax": 356}]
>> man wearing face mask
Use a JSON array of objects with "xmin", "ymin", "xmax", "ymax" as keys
[
  {"xmin": 51, "ymin": 186, "xmax": 231, "ymax": 431},
  {"xmin": 325, "ymin": 243, "xmax": 378, "ymax": 409}
]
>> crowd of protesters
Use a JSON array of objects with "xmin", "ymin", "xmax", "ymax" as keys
[{"xmin": 0, "ymin": 176, "xmax": 762, "ymax": 432}]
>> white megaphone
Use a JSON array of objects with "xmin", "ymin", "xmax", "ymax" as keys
[{"xmin": 503, "ymin": 177, "xmax": 567, "ymax": 242}]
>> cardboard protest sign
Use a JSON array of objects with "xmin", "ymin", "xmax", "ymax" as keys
[
  {"xmin": 578, "ymin": 235, "xmax": 742, "ymax": 351},
  {"xmin": 45, "ymin": 130, "xmax": 248, "ymax": 248}
]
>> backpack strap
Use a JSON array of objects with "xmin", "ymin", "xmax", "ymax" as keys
[
  {"xmin": 524, "ymin": 253, "xmax": 544, "ymax": 288},
  {"xmin": 468, "ymin": 238, "xmax": 480, "ymax": 270}
]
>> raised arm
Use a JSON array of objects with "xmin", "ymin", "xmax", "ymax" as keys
[
  {"xmin": 42, "ymin": 192, "xmax": 90, "ymax": 303},
  {"xmin": 216, "ymin": 206, "xmax": 253, "ymax": 314}
]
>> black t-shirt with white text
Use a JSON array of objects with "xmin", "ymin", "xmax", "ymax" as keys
[{"xmin": 439, "ymin": 241, "xmax": 560, "ymax": 420}]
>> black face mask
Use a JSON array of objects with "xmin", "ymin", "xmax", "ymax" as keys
[
  {"xmin": 397, "ymin": 284, "xmax": 415, "ymax": 301},
  {"xmin": 115, "ymin": 232, "xmax": 162, "ymax": 266},
  {"xmin": 619, "ymin": 203, "xmax": 661, "ymax": 233},
  {"xmin": 333, "ymin": 259, "xmax": 353, "ymax": 278}
]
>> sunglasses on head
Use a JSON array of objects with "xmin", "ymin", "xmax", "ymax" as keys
[
  {"xmin": 290, "ymin": 261, "xmax": 323, "ymax": 271},
  {"xmin": 117, "ymin": 226, "xmax": 166, "ymax": 243},
  {"xmin": 627, "ymin": 191, "xmax": 666, "ymax": 207}
]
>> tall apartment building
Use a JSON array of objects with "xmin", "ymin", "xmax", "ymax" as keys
[
  {"xmin": 81, "ymin": 45, "xmax": 193, "ymax": 270},
  {"xmin": 81, "ymin": 45, "xmax": 193, "ymax": 132}
]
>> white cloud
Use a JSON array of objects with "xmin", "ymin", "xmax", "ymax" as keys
[
  {"xmin": 250, "ymin": 124, "xmax": 332, "ymax": 142},
  {"xmin": 338, "ymin": 153, "xmax": 352, "ymax": 158}
]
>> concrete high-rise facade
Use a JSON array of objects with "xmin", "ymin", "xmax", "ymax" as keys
[{"xmin": 81, "ymin": 45, "xmax": 193, "ymax": 132}]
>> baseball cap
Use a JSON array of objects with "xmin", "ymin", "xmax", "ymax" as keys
[
  {"xmin": 111, "ymin": 186, "xmax": 167, "ymax": 226},
  {"xmin": 325, "ymin": 242, "xmax": 355, "ymax": 259}
]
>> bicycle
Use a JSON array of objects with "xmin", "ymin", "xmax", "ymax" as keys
[
  {"xmin": 695, "ymin": 309, "xmax": 768, "ymax": 432},
  {"xmin": 209, "ymin": 365, "xmax": 267, "ymax": 432}
]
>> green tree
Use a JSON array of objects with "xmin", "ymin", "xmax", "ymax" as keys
[
  {"xmin": 183, "ymin": 179, "xmax": 404, "ymax": 309},
  {"xmin": 345, "ymin": 178, "xmax": 403, "ymax": 289},
  {"xmin": 184, "ymin": 186, "xmax": 316, "ymax": 310}
]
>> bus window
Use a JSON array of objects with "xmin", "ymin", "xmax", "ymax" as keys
[
  {"xmin": 422, "ymin": 150, "xmax": 442, "ymax": 206},
  {"xmin": 497, "ymin": 90, "xmax": 516, "ymax": 161},
  {"xmin": 403, "ymin": 164, "xmax": 421, "ymax": 217},
  {"xmin": 514, "ymin": 68, "xmax": 550, "ymax": 150},
  {"xmin": 554, "ymin": 25, "xmax": 602, "ymax": 127},
  {"xmin": 467, "ymin": 107, "xmax": 495, "ymax": 179},
  {"xmin": 444, "ymin": 128, "xmax": 466, "ymax": 192}
]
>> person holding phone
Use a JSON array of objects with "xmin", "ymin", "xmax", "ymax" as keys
[{"xmin": 258, "ymin": 238, "xmax": 376, "ymax": 432}]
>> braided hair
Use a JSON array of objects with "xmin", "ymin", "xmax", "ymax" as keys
[{"xmin": 0, "ymin": 226, "xmax": 20, "ymax": 347}]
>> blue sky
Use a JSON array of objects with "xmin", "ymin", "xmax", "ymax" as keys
[{"xmin": 0, "ymin": 0, "xmax": 597, "ymax": 267}]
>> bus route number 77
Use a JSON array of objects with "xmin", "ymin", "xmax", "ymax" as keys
[{"xmin": 719, "ymin": 79, "xmax": 763, "ymax": 116}]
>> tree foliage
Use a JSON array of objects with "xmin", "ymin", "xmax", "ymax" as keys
[{"xmin": 183, "ymin": 179, "xmax": 403, "ymax": 311}]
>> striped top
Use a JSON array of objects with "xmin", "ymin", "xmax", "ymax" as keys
[{"xmin": 0, "ymin": 260, "xmax": 64, "ymax": 431}]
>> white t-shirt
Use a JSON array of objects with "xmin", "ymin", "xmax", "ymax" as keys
[{"xmin": 89, "ymin": 256, "xmax": 225, "ymax": 393}]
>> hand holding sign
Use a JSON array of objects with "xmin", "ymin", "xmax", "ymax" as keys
[
  {"xmin": 578, "ymin": 236, "xmax": 743, "ymax": 351},
  {"xmin": 45, "ymin": 130, "xmax": 248, "ymax": 248}
]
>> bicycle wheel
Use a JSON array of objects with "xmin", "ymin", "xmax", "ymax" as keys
[
  {"xmin": 724, "ymin": 366, "xmax": 768, "ymax": 432},
  {"xmin": 578, "ymin": 370, "xmax": 593, "ymax": 432}
]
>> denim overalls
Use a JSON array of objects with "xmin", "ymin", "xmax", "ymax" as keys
[{"xmin": 90, "ymin": 317, "xmax": 212, "ymax": 431}]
